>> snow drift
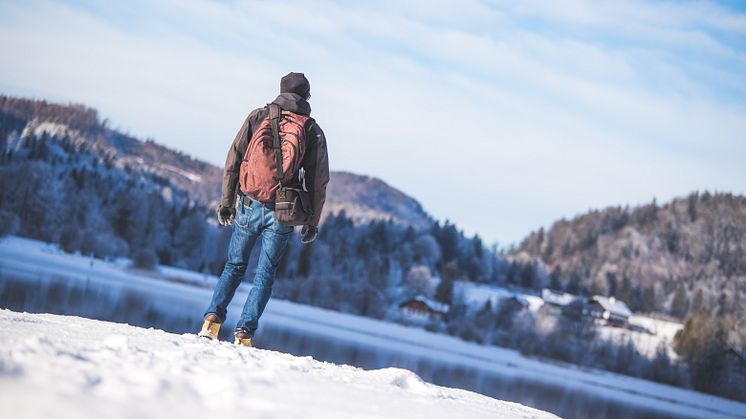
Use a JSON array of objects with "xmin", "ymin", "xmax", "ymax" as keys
[{"xmin": 0, "ymin": 309, "xmax": 556, "ymax": 419}]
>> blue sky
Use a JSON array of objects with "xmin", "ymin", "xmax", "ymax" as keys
[{"xmin": 1, "ymin": 0, "xmax": 745, "ymax": 246}]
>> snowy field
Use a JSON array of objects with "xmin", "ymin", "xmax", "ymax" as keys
[
  {"xmin": 2, "ymin": 236, "xmax": 745, "ymax": 419},
  {"xmin": 0, "ymin": 309, "xmax": 556, "ymax": 419},
  {"xmin": 598, "ymin": 315, "xmax": 683, "ymax": 359}
]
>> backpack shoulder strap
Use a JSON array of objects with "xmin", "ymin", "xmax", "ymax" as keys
[
  {"xmin": 268, "ymin": 103, "xmax": 281, "ymax": 120},
  {"xmin": 268, "ymin": 103, "xmax": 284, "ymax": 184}
]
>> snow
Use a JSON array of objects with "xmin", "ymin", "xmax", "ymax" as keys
[
  {"xmin": 157, "ymin": 264, "xmax": 219, "ymax": 288},
  {"xmin": 161, "ymin": 163, "xmax": 203, "ymax": 183},
  {"xmin": 541, "ymin": 289, "xmax": 576, "ymax": 306},
  {"xmin": 458, "ymin": 281, "xmax": 514, "ymax": 308},
  {"xmin": 2, "ymin": 236, "xmax": 746, "ymax": 419},
  {"xmin": 458, "ymin": 282, "xmax": 542, "ymax": 312},
  {"xmin": 598, "ymin": 315, "xmax": 683, "ymax": 359},
  {"xmin": 0, "ymin": 236, "xmax": 220, "ymax": 289},
  {"xmin": 410, "ymin": 295, "xmax": 450, "ymax": 313},
  {"xmin": 23, "ymin": 120, "xmax": 75, "ymax": 140},
  {"xmin": 591, "ymin": 295, "xmax": 633, "ymax": 318},
  {"xmin": 460, "ymin": 281, "xmax": 683, "ymax": 360},
  {"xmin": 0, "ymin": 309, "xmax": 556, "ymax": 419},
  {"xmin": 630, "ymin": 314, "xmax": 684, "ymax": 341},
  {"xmin": 523, "ymin": 295, "xmax": 544, "ymax": 312}
]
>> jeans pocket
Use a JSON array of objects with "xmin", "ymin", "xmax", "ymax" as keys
[{"xmin": 236, "ymin": 204, "xmax": 252, "ymax": 228}]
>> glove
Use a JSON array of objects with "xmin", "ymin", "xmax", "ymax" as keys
[
  {"xmin": 300, "ymin": 225, "xmax": 318, "ymax": 244},
  {"xmin": 216, "ymin": 205, "xmax": 236, "ymax": 226}
]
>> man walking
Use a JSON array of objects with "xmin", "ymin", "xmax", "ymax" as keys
[{"xmin": 199, "ymin": 72, "xmax": 329, "ymax": 346}]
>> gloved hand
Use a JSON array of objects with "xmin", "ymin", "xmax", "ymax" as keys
[
  {"xmin": 300, "ymin": 225, "xmax": 318, "ymax": 244},
  {"xmin": 216, "ymin": 205, "xmax": 236, "ymax": 226}
]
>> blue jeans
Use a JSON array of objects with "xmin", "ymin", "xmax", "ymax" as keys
[{"xmin": 204, "ymin": 200, "xmax": 293, "ymax": 337}]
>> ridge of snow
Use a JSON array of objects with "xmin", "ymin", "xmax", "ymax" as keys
[
  {"xmin": 23, "ymin": 120, "xmax": 75, "ymax": 139},
  {"xmin": 0, "ymin": 309, "xmax": 556, "ymax": 419}
]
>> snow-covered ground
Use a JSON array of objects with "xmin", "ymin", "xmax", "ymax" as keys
[
  {"xmin": 598, "ymin": 315, "xmax": 683, "ymax": 359},
  {"xmin": 458, "ymin": 280, "xmax": 548, "ymax": 311},
  {"xmin": 458, "ymin": 281, "xmax": 516, "ymax": 307},
  {"xmin": 0, "ymin": 309, "xmax": 555, "ymax": 419},
  {"xmin": 2, "ymin": 236, "xmax": 746, "ymax": 419},
  {"xmin": 459, "ymin": 280, "xmax": 684, "ymax": 359}
]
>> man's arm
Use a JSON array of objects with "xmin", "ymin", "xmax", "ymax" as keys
[
  {"xmin": 302, "ymin": 122, "xmax": 330, "ymax": 227},
  {"xmin": 220, "ymin": 114, "xmax": 252, "ymax": 208}
]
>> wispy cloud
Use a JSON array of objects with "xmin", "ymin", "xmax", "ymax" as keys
[{"xmin": 1, "ymin": 0, "xmax": 744, "ymax": 244}]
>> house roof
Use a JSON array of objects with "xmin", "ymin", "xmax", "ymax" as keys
[
  {"xmin": 591, "ymin": 295, "xmax": 632, "ymax": 317},
  {"xmin": 403, "ymin": 295, "xmax": 450, "ymax": 314},
  {"xmin": 541, "ymin": 288, "xmax": 577, "ymax": 306}
]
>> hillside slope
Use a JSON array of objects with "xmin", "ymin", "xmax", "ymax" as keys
[
  {"xmin": 0, "ymin": 95, "xmax": 432, "ymax": 227},
  {"xmin": 324, "ymin": 171, "xmax": 433, "ymax": 228},
  {"xmin": 0, "ymin": 309, "xmax": 556, "ymax": 419},
  {"xmin": 516, "ymin": 192, "xmax": 746, "ymax": 318},
  {"xmin": 0, "ymin": 95, "xmax": 222, "ymax": 205}
]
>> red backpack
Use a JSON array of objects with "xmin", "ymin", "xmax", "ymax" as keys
[{"xmin": 239, "ymin": 104, "xmax": 310, "ymax": 202}]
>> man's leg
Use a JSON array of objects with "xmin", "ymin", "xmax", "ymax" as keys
[
  {"xmin": 235, "ymin": 219, "xmax": 292, "ymax": 336},
  {"xmin": 204, "ymin": 204, "xmax": 259, "ymax": 322}
]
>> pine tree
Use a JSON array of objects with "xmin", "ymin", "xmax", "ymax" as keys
[
  {"xmin": 435, "ymin": 276, "xmax": 454, "ymax": 305},
  {"xmin": 566, "ymin": 271, "xmax": 581, "ymax": 294},
  {"xmin": 521, "ymin": 262, "xmax": 535, "ymax": 290},
  {"xmin": 619, "ymin": 276, "xmax": 632, "ymax": 306},
  {"xmin": 549, "ymin": 266, "xmax": 562, "ymax": 290},
  {"xmin": 717, "ymin": 292, "xmax": 730, "ymax": 316},
  {"xmin": 606, "ymin": 272, "xmax": 618, "ymax": 297},
  {"xmin": 687, "ymin": 193, "xmax": 698, "ymax": 222},
  {"xmin": 671, "ymin": 284, "xmax": 688, "ymax": 319},
  {"xmin": 691, "ymin": 289, "xmax": 704, "ymax": 312},
  {"xmin": 642, "ymin": 285, "xmax": 655, "ymax": 313}
]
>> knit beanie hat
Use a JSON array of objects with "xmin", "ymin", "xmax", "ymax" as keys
[{"xmin": 280, "ymin": 72, "xmax": 310, "ymax": 98}]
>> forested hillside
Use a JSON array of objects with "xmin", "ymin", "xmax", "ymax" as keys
[
  {"xmin": 514, "ymin": 193, "xmax": 746, "ymax": 400},
  {"xmin": 516, "ymin": 193, "xmax": 746, "ymax": 320},
  {"xmin": 0, "ymin": 96, "xmax": 434, "ymax": 228},
  {"xmin": 0, "ymin": 96, "xmax": 223, "ymax": 205},
  {"xmin": 0, "ymin": 95, "xmax": 498, "ymax": 283}
]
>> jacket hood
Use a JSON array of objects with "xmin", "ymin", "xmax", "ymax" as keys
[{"xmin": 272, "ymin": 93, "xmax": 311, "ymax": 116}]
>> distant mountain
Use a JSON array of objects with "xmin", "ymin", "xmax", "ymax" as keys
[
  {"xmin": 324, "ymin": 171, "xmax": 432, "ymax": 228},
  {"xmin": 515, "ymin": 192, "xmax": 746, "ymax": 319},
  {"xmin": 0, "ymin": 95, "xmax": 432, "ymax": 228}
]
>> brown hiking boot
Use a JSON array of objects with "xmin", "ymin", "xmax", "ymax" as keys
[
  {"xmin": 198, "ymin": 313, "xmax": 221, "ymax": 340},
  {"xmin": 234, "ymin": 329, "xmax": 252, "ymax": 347}
]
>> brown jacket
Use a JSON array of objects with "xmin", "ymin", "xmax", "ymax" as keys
[{"xmin": 220, "ymin": 93, "xmax": 329, "ymax": 227}]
